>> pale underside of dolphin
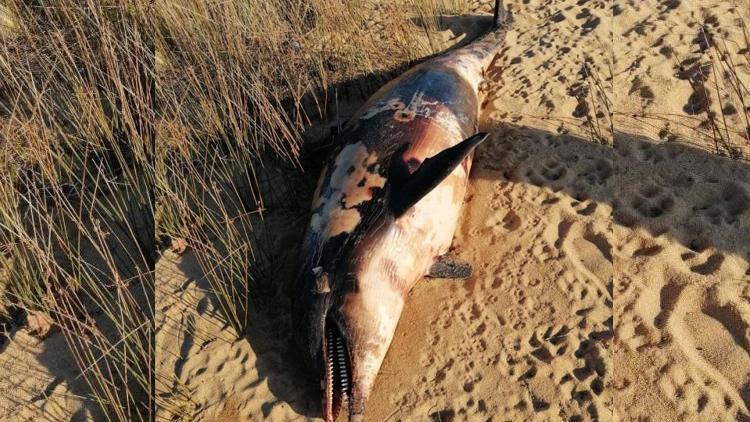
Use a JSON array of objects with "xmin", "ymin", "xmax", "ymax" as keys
[{"xmin": 292, "ymin": 1, "xmax": 511, "ymax": 420}]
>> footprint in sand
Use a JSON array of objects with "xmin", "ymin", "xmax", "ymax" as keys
[
  {"xmin": 692, "ymin": 182, "xmax": 750, "ymax": 226},
  {"xmin": 629, "ymin": 236, "xmax": 664, "ymax": 258},
  {"xmin": 629, "ymin": 183, "xmax": 675, "ymax": 219},
  {"xmin": 523, "ymin": 157, "xmax": 570, "ymax": 188},
  {"xmin": 549, "ymin": 216, "xmax": 613, "ymax": 304},
  {"xmin": 635, "ymin": 142, "xmax": 667, "ymax": 165},
  {"xmin": 657, "ymin": 281, "xmax": 750, "ymax": 418},
  {"xmin": 578, "ymin": 158, "xmax": 613, "ymax": 187},
  {"xmin": 502, "ymin": 309, "xmax": 612, "ymax": 421}
]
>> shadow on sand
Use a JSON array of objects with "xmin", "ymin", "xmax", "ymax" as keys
[{"xmin": 1, "ymin": 184, "xmax": 154, "ymax": 421}]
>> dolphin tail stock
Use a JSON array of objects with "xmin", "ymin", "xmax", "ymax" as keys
[
  {"xmin": 462, "ymin": 0, "xmax": 511, "ymax": 63},
  {"xmin": 429, "ymin": 0, "xmax": 511, "ymax": 91}
]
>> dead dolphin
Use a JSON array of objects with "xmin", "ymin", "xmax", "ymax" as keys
[{"xmin": 292, "ymin": 1, "xmax": 510, "ymax": 420}]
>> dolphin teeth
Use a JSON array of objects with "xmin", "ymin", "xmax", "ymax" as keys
[
  {"xmin": 325, "ymin": 326, "xmax": 335, "ymax": 419},
  {"xmin": 324, "ymin": 319, "xmax": 352, "ymax": 419}
]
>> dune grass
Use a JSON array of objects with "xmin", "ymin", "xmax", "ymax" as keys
[{"xmin": 1, "ymin": 1, "xmax": 155, "ymax": 420}]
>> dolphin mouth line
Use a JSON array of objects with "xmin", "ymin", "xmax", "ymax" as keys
[{"xmin": 324, "ymin": 315, "xmax": 353, "ymax": 421}]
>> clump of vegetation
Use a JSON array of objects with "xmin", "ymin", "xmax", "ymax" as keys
[
  {"xmin": 621, "ymin": 7, "xmax": 750, "ymax": 160},
  {"xmin": 1, "ymin": 1, "xmax": 155, "ymax": 420}
]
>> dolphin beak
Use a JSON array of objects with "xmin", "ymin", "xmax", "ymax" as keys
[{"xmin": 322, "ymin": 314, "xmax": 353, "ymax": 422}]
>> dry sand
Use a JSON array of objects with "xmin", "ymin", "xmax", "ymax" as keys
[{"xmin": 2, "ymin": 0, "xmax": 749, "ymax": 421}]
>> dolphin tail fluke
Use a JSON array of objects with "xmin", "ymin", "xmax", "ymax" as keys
[
  {"xmin": 492, "ymin": 0, "xmax": 505, "ymax": 28},
  {"xmin": 493, "ymin": 0, "xmax": 507, "ymax": 28}
]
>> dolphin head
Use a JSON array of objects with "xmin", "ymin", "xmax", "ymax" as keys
[{"xmin": 292, "ymin": 246, "xmax": 405, "ymax": 422}]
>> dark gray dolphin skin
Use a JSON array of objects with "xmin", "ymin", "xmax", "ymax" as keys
[{"xmin": 292, "ymin": 2, "xmax": 510, "ymax": 420}]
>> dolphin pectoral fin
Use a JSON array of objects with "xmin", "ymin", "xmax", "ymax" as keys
[
  {"xmin": 427, "ymin": 257, "xmax": 473, "ymax": 279},
  {"xmin": 389, "ymin": 132, "xmax": 489, "ymax": 218}
]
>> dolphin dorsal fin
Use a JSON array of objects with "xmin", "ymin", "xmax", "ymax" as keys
[{"xmin": 388, "ymin": 132, "xmax": 489, "ymax": 218}]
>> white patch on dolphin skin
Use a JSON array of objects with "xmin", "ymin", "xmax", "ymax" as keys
[
  {"xmin": 359, "ymin": 98, "xmax": 406, "ymax": 120},
  {"xmin": 393, "ymin": 91, "xmax": 439, "ymax": 122},
  {"xmin": 309, "ymin": 142, "xmax": 386, "ymax": 241},
  {"xmin": 359, "ymin": 90, "xmax": 467, "ymax": 137},
  {"xmin": 311, "ymin": 190, "xmax": 360, "ymax": 237},
  {"xmin": 343, "ymin": 178, "xmax": 376, "ymax": 208},
  {"xmin": 326, "ymin": 206, "xmax": 362, "ymax": 237},
  {"xmin": 432, "ymin": 29, "xmax": 508, "ymax": 96}
]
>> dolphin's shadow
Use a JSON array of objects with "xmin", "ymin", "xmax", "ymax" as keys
[
  {"xmin": 170, "ymin": 157, "xmax": 320, "ymax": 417},
  {"xmin": 409, "ymin": 14, "xmax": 495, "ymax": 48}
]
